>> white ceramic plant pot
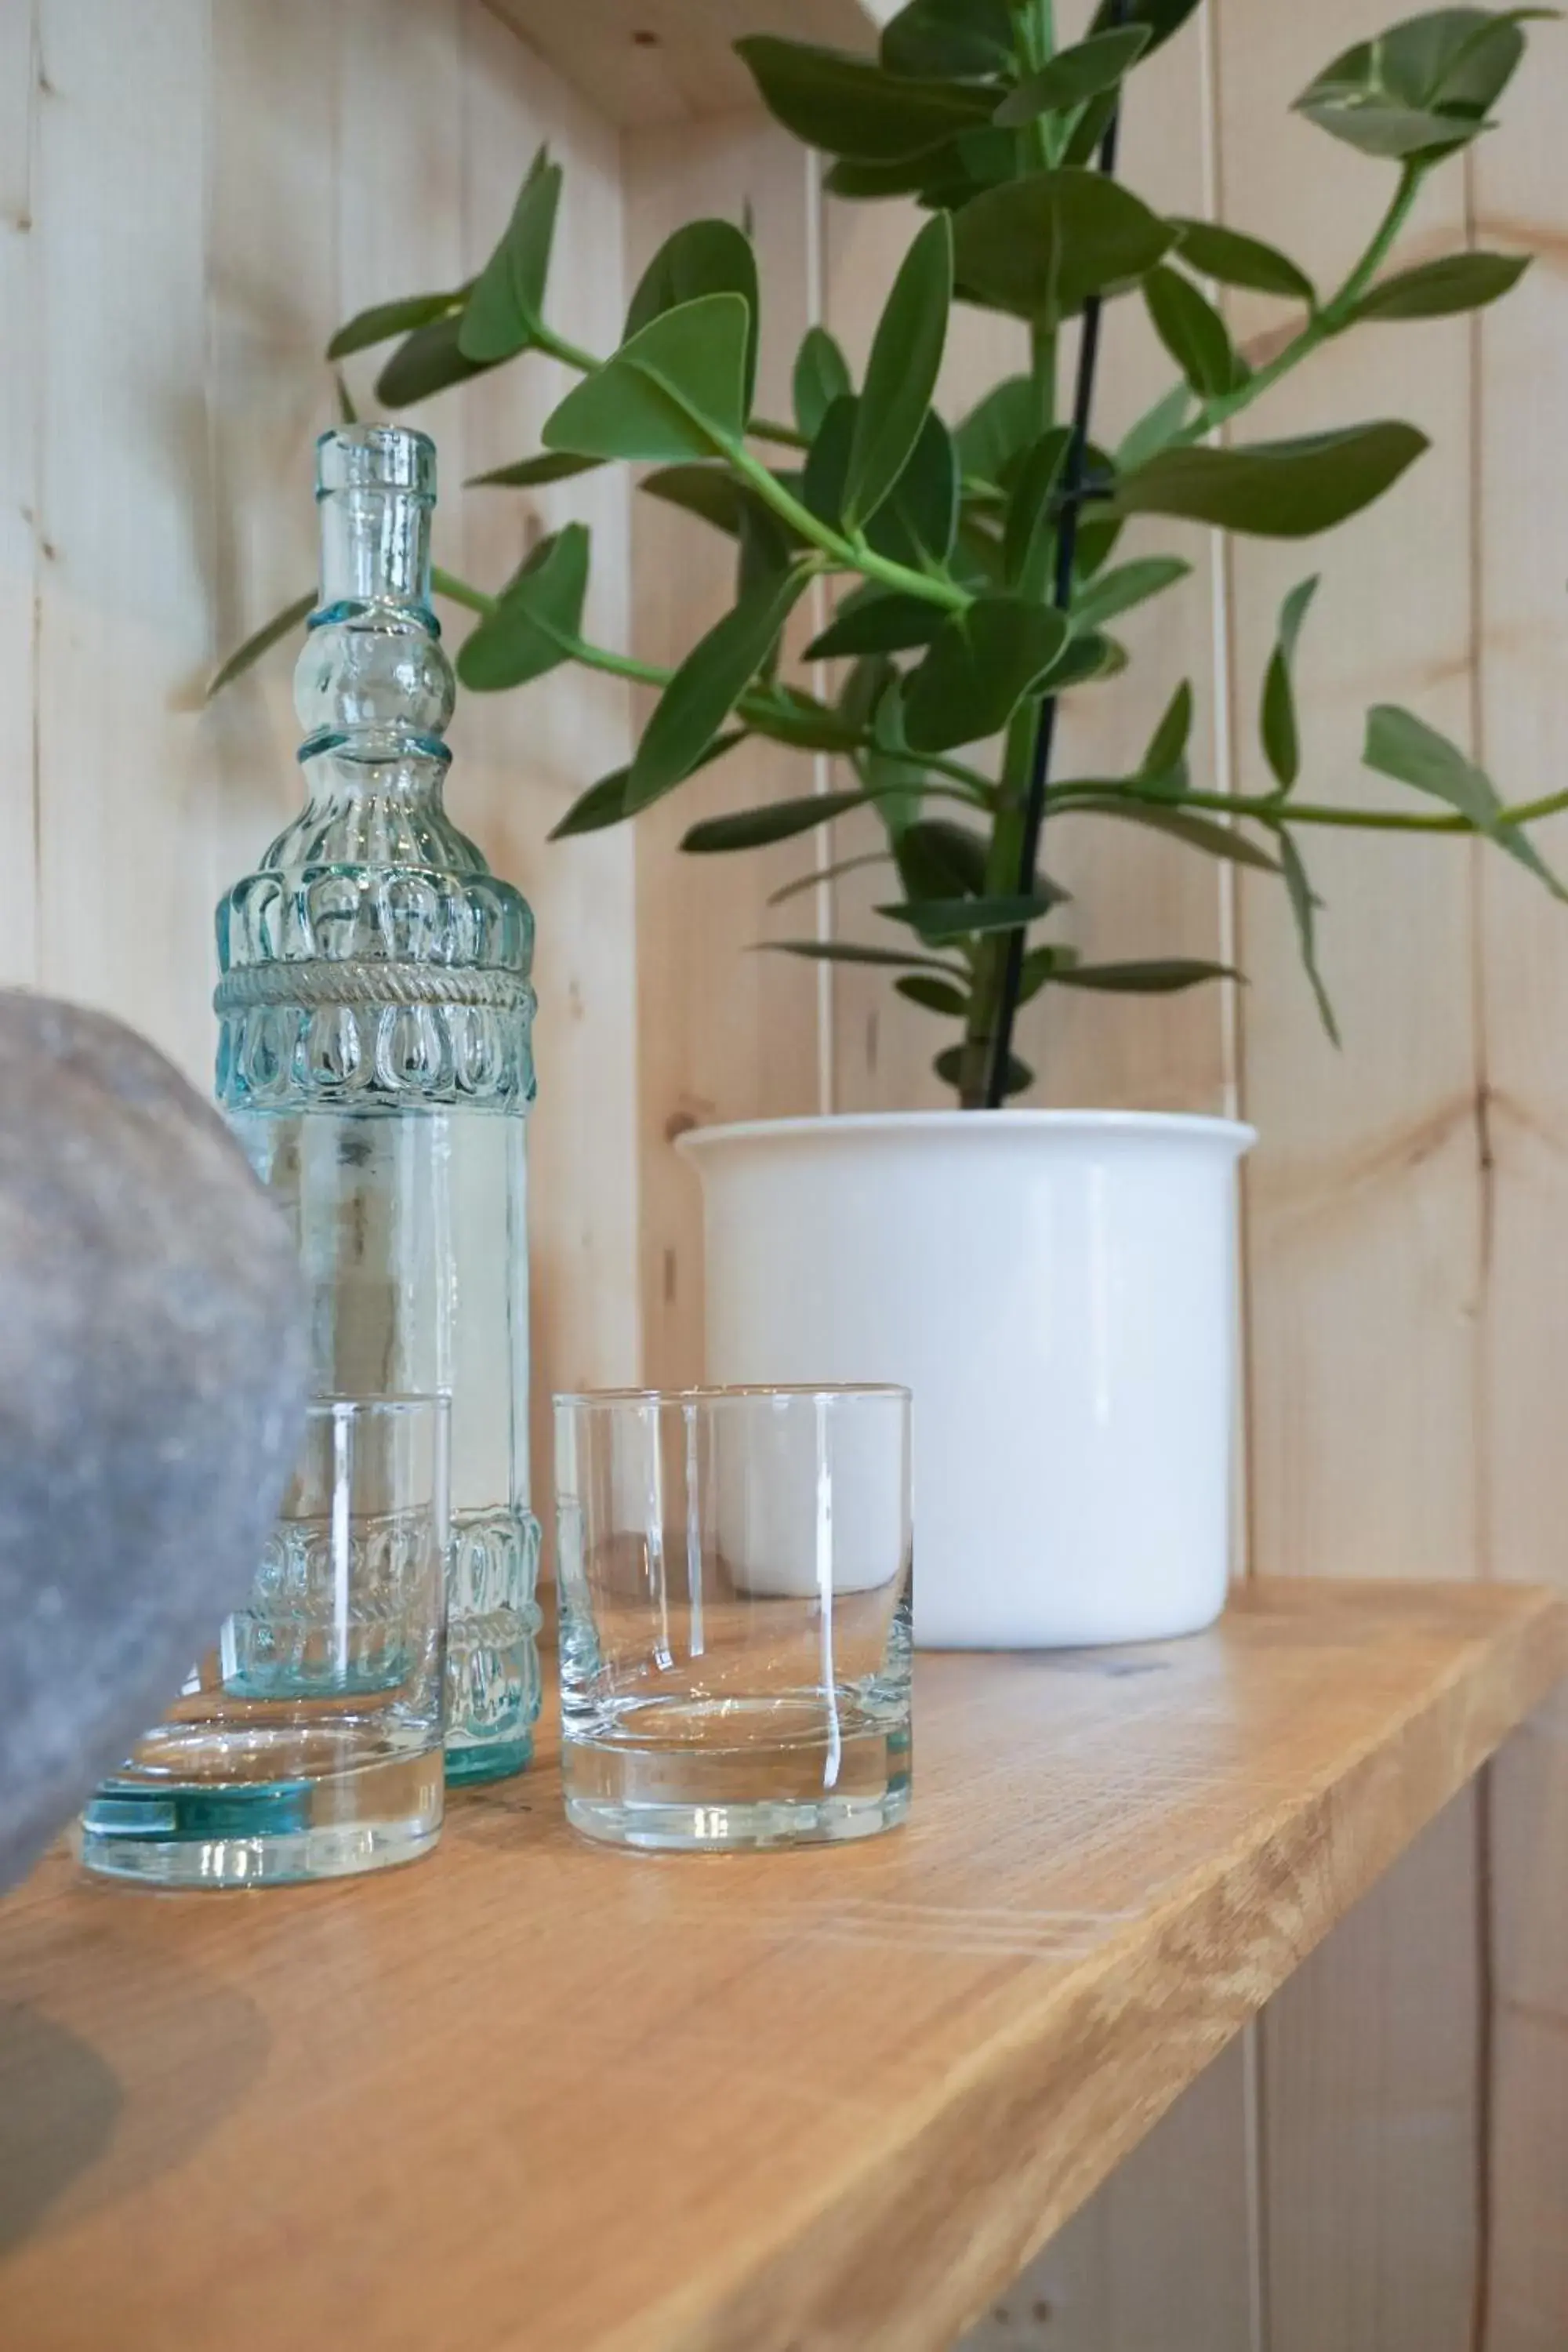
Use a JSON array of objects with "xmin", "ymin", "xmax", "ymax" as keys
[{"xmin": 677, "ymin": 1111, "xmax": 1255, "ymax": 1650}]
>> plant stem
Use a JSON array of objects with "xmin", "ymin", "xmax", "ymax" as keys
[
  {"xmin": 431, "ymin": 561, "xmax": 993, "ymax": 797},
  {"xmin": 1050, "ymin": 778, "xmax": 1568, "ymax": 833},
  {"xmin": 1167, "ymin": 164, "xmax": 1426, "ymax": 451},
  {"xmin": 430, "ymin": 565, "xmax": 495, "ymax": 617},
  {"xmin": 957, "ymin": 708, "xmax": 1040, "ymax": 1105},
  {"xmin": 983, "ymin": 42, "xmax": 1124, "ymax": 1109},
  {"xmin": 726, "ymin": 441, "xmax": 971, "ymax": 612}
]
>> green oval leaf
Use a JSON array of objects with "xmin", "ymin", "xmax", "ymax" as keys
[
  {"xmin": 898, "ymin": 974, "xmax": 971, "ymax": 1016},
  {"xmin": 550, "ymin": 730, "xmax": 746, "ymax": 840},
  {"xmin": 804, "ymin": 591, "xmax": 946, "ymax": 660},
  {"xmin": 550, "ymin": 768, "xmax": 632, "ymax": 840},
  {"xmin": 993, "ymin": 26, "xmax": 1152, "ymax": 127},
  {"xmin": 844, "ymin": 215, "xmax": 953, "ymax": 531},
  {"xmin": 625, "ymin": 220, "xmax": 760, "ymax": 416},
  {"xmin": 793, "ymin": 325, "xmax": 852, "ymax": 440},
  {"xmin": 1071, "ymin": 554, "xmax": 1191, "ymax": 630},
  {"xmin": 468, "ymin": 452, "xmax": 604, "ymax": 490},
  {"xmin": 459, "ymin": 147, "xmax": 562, "ymax": 363},
  {"xmin": 880, "ymin": 0, "xmax": 1014, "ymax": 79},
  {"xmin": 328, "ymin": 289, "xmax": 466, "ymax": 363},
  {"xmin": 456, "ymin": 524, "xmax": 590, "ymax": 692},
  {"xmin": 935, "ymin": 1041, "xmax": 1033, "ymax": 1097},
  {"xmin": 1052, "ymin": 958, "xmax": 1238, "ymax": 993},
  {"xmin": 682, "ymin": 789, "xmax": 865, "ymax": 854},
  {"xmin": 1363, "ymin": 703, "xmax": 1565, "ymax": 894},
  {"xmin": 1142, "ymin": 266, "xmax": 1247, "ymax": 398},
  {"xmin": 878, "ymin": 890, "xmax": 1063, "ymax": 940},
  {"xmin": 1168, "ymin": 217, "xmax": 1316, "ymax": 304},
  {"xmin": 904, "ymin": 597, "xmax": 1073, "ymax": 752},
  {"xmin": 376, "ymin": 310, "xmax": 492, "ymax": 407},
  {"xmin": 953, "ymin": 169, "xmax": 1177, "ymax": 326},
  {"xmin": 543, "ymin": 292, "xmax": 750, "ymax": 463},
  {"xmin": 639, "ymin": 463, "xmax": 798, "ymax": 546},
  {"xmin": 1115, "ymin": 422, "xmax": 1429, "ymax": 537},
  {"xmin": 735, "ymin": 36, "xmax": 996, "ymax": 161},
  {"xmin": 1363, "ymin": 701, "xmax": 1499, "ymax": 822},
  {"xmin": 1003, "ymin": 427, "xmax": 1073, "ymax": 597},
  {"xmin": 768, "ymin": 938, "xmax": 966, "ymax": 974},
  {"xmin": 1279, "ymin": 831, "xmax": 1341, "ymax": 1045},
  {"xmin": 1352, "ymin": 250, "xmax": 1531, "ymax": 321},
  {"xmin": 1142, "ymin": 679, "xmax": 1195, "ymax": 786},
  {"xmin": 1261, "ymin": 574, "xmax": 1320, "ymax": 789},
  {"xmin": 1089, "ymin": 0, "xmax": 1203, "ymax": 56},
  {"xmin": 207, "ymin": 588, "xmax": 315, "ymax": 699},
  {"xmin": 870, "ymin": 409, "xmax": 960, "ymax": 565},
  {"xmin": 955, "ymin": 375, "xmax": 1039, "ymax": 487},
  {"xmin": 1062, "ymin": 793, "xmax": 1283, "ymax": 872},
  {"xmin": 630, "ymin": 568, "xmax": 811, "ymax": 810}
]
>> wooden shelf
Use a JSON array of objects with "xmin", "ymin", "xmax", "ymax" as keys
[
  {"xmin": 482, "ymin": 0, "xmax": 881, "ymax": 127},
  {"xmin": 0, "ymin": 1579, "xmax": 1561, "ymax": 2351}
]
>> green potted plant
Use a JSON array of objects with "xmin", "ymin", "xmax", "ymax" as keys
[{"xmin": 218, "ymin": 1, "xmax": 1562, "ymax": 1648}]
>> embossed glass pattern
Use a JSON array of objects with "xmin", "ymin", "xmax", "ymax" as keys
[
  {"xmin": 81, "ymin": 1397, "xmax": 448, "ymax": 1888},
  {"xmin": 214, "ymin": 426, "xmax": 540, "ymax": 1782}
]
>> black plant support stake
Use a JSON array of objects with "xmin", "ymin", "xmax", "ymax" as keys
[{"xmin": 986, "ymin": 28, "xmax": 1128, "ymax": 1111}]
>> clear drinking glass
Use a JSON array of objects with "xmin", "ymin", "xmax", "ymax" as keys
[
  {"xmin": 554, "ymin": 1385, "xmax": 913, "ymax": 1852},
  {"xmin": 80, "ymin": 1396, "xmax": 448, "ymax": 1888}
]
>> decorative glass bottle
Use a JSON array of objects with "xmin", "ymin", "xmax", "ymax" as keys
[{"xmin": 214, "ymin": 424, "xmax": 540, "ymax": 1784}]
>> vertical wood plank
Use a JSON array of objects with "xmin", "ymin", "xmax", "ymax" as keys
[
  {"xmin": 454, "ymin": 0, "xmax": 642, "ymax": 1504},
  {"xmin": 1214, "ymin": 4, "xmax": 1487, "ymax": 2346},
  {"xmin": 1468, "ymin": 26, "xmax": 1568, "ymax": 2341},
  {"xmin": 1261, "ymin": 1794, "xmax": 1483, "ymax": 2347},
  {"xmin": 963, "ymin": 2039, "xmax": 1256, "ymax": 2352},
  {"xmin": 32, "ymin": 0, "xmax": 216, "ymax": 1081},
  {"xmin": 0, "ymin": 0, "xmax": 38, "ymax": 991},
  {"xmin": 625, "ymin": 114, "xmax": 821, "ymax": 1386},
  {"xmin": 205, "ymin": 0, "xmax": 338, "ymax": 986}
]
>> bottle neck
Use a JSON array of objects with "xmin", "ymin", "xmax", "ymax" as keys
[
  {"xmin": 295, "ymin": 429, "xmax": 454, "ymax": 775},
  {"xmin": 318, "ymin": 483, "xmax": 434, "ymax": 615}
]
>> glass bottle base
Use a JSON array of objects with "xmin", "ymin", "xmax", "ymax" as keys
[
  {"xmin": 444, "ymin": 1732, "xmax": 534, "ymax": 1788},
  {"xmin": 78, "ymin": 1744, "xmax": 444, "ymax": 1889}
]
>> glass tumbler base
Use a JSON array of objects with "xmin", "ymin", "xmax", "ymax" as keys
[
  {"xmin": 78, "ymin": 1745, "xmax": 444, "ymax": 1889},
  {"xmin": 561, "ymin": 1708, "xmax": 912, "ymax": 1853}
]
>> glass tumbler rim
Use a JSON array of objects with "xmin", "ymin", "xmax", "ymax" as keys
[
  {"xmin": 299, "ymin": 1392, "xmax": 452, "ymax": 1418},
  {"xmin": 553, "ymin": 1382, "xmax": 911, "ymax": 1411}
]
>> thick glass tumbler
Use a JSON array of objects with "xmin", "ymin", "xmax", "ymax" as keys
[
  {"xmin": 81, "ymin": 1397, "xmax": 448, "ymax": 1888},
  {"xmin": 554, "ymin": 1385, "xmax": 912, "ymax": 1852}
]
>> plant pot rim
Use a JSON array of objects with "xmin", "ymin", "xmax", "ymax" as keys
[{"xmin": 677, "ymin": 1108, "xmax": 1258, "ymax": 1155}]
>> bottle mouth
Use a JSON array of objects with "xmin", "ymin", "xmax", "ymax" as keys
[{"xmin": 315, "ymin": 425, "xmax": 436, "ymax": 502}]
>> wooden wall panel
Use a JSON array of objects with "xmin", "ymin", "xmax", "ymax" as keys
[
  {"xmin": 452, "ymin": 0, "xmax": 641, "ymax": 1518},
  {"xmin": 1214, "ymin": 3, "xmax": 1488, "ymax": 2347},
  {"xmin": 205, "ymin": 0, "xmax": 337, "ymax": 1007},
  {"xmin": 964, "ymin": 2038, "xmax": 1256, "ymax": 2352},
  {"xmin": 624, "ymin": 114, "xmax": 822, "ymax": 1387},
  {"xmin": 0, "ymin": 0, "xmax": 38, "ymax": 991},
  {"xmin": 31, "ymin": 0, "xmax": 216, "ymax": 1081},
  {"xmin": 1470, "ymin": 34, "xmax": 1568, "ymax": 2346}
]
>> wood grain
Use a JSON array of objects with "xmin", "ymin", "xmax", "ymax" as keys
[
  {"xmin": 1468, "ymin": 22, "xmax": 1568, "ymax": 2339},
  {"xmin": 1212, "ymin": 3, "xmax": 1491, "ymax": 2343},
  {"xmin": 481, "ymin": 0, "xmax": 877, "ymax": 128},
  {"xmin": 624, "ymin": 115, "xmax": 824, "ymax": 1387},
  {"xmin": 0, "ymin": 1581, "xmax": 1559, "ymax": 2352}
]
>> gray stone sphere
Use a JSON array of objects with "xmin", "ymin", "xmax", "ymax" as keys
[{"xmin": 0, "ymin": 993, "xmax": 308, "ymax": 1891}]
